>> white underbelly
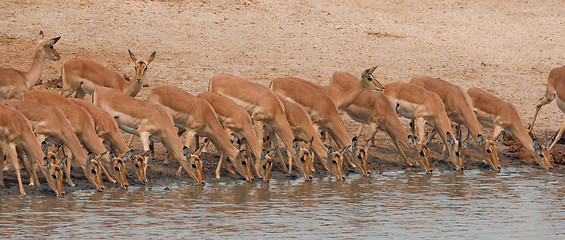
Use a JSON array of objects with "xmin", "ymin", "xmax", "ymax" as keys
[
  {"xmin": 396, "ymin": 100, "xmax": 424, "ymax": 120},
  {"xmin": 474, "ymin": 109, "xmax": 496, "ymax": 128}
]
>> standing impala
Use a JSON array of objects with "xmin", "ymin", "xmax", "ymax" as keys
[
  {"xmin": 410, "ymin": 75, "xmax": 500, "ymax": 170},
  {"xmin": 60, "ymin": 50, "xmax": 155, "ymax": 98},
  {"xmin": 149, "ymin": 85, "xmax": 254, "ymax": 181},
  {"xmin": 271, "ymin": 77, "xmax": 364, "ymax": 174},
  {"xmin": 0, "ymin": 103, "xmax": 65, "ymax": 197},
  {"xmin": 196, "ymin": 92, "xmax": 263, "ymax": 171},
  {"xmin": 0, "ymin": 31, "xmax": 60, "ymax": 100},
  {"xmin": 2, "ymin": 99, "xmax": 107, "ymax": 188},
  {"xmin": 346, "ymin": 90, "xmax": 433, "ymax": 173},
  {"xmin": 24, "ymin": 89, "xmax": 113, "ymax": 190},
  {"xmin": 529, "ymin": 66, "xmax": 565, "ymax": 148},
  {"xmin": 274, "ymin": 93, "xmax": 346, "ymax": 180},
  {"xmin": 384, "ymin": 82, "xmax": 460, "ymax": 170},
  {"xmin": 468, "ymin": 87, "xmax": 553, "ymax": 170},
  {"xmin": 210, "ymin": 74, "xmax": 299, "ymax": 174},
  {"xmin": 93, "ymin": 86, "xmax": 205, "ymax": 184},
  {"xmin": 68, "ymin": 98, "xmax": 133, "ymax": 188}
]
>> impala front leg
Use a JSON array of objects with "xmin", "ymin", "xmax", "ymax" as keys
[
  {"xmin": 138, "ymin": 131, "xmax": 152, "ymax": 183},
  {"xmin": 530, "ymin": 92, "xmax": 555, "ymax": 133},
  {"xmin": 7, "ymin": 143, "xmax": 25, "ymax": 195}
]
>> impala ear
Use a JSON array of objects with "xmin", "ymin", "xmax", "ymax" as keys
[
  {"xmin": 267, "ymin": 148, "xmax": 277, "ymax": 157},
  {"xmin": 144, "ymin": 149, "xmax": 153, "ymax": 158},
  {"xmin": 128, "ymin": 49, "xmax": 138, "ymax": 62},
  {"xmin": 352, "ymin": 136, "xmax": 358, "ymax": 151},
  {"xmin": 38, "ymin": 31, "xmax": 44, "ymax": 40},
  {"xmin": 408, "ymin": 135, "xmax": 418, "ymax": 148},
  {"xmin": 147, "ymin": 51, "xmax": 156, "ymax": 64},
  {"xmin": 446, "ymin": 132, "xmax": 455, "ymax": 146},
  {"xmin": 495, "ymin": 131, "xmax": 505, "ymax": 143},
  {"xmin": 260, "ymin": 149, "xmax": 268, "ymax": 159},
  {"xmin": 51, "ymin": 36, "xmax": 61, "ymax": 44},
  {"xmin": 44, "ymin": 157, "xmax": 50, "ymax": 167},
  {"xmin": 41, "ymin": 141, "xmax": 48, "ymax": 155},
  {"xmin": 304, "ymin": 137, "xmax": 313, "ymax": 149},
  {"xmin": 194, "ymin": 147, "xmax": 202, "ymax": 156},
  {"xmin": 477, "ymin": 134, "xmax": 486, "ymax": 145},
  {"xmin": 533, "ymin": 138, "xmax": 542, "ymax": 150},
  {"xmin": 293, "ymin": 140, "xmax": 300, "ymax": 153},
  {"xmin": 109, "ymin": 152, "xmax": 116, "ymax": 160}
]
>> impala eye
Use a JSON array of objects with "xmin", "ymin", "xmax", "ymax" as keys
[
  {"xmin": 332, "ymin": 160, "xmax": 338, "ymax": 164},
  {"xmin": 135, "ymin": 164, "xmax": 140, "ymax": 168},
  {"xmin": 419, "ymin": 151, "xmax": 425, "ymax": 157},
  {"xmin": 241, "ymin": 161, "xmax": 247, "ymax": 166},
  {"xmin": 455, "ymin": 152, "xmax": 460, "ymax": 157},
  {"xmin": 300, "ymin": 157, "xmax": 306, "ymax": 163},
  {"xmin": 486, "ymin": 149, "xmax": 492, "ymax": 154},
  {"xmin": 263, "ymin": 164, "xmax": 267, "ymax": 169},
  {"xmin": 91, "ymin": 169, "xmax": 97, "ymax": 174},
  {"xmin": 192, "ymin": 164, "xmax": 197, "ymax": 169},
  {"xmin": 52, "ymin": 174, "xmax": 57, "ymax": 179},
  {"xmin": 357, "ymin": 155, "xmax": 362, "ymax": 160},
  {"xmin": 115, "ymin": 167, "xmax": 120, "ymax": 171},
  {"xmin": 539, "ymin": 154, "xmax": 544, "ymax": 158},
  {"xmin": 367, "ymin": 77, "xmax": 373, "ymax": 81}
]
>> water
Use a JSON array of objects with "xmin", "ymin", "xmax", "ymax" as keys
[{"xmin": 1, "ymin": 167, "xmax": 564, "ymax": 239}]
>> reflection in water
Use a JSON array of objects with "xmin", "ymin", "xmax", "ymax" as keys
[{"xmin": 1, "ymin": 168, "xmax": 564, "ymax": 239}]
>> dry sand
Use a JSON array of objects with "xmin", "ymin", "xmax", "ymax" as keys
[{"xmin": 0, "ymin": 0, "xmax": 564, "ymax": 195}]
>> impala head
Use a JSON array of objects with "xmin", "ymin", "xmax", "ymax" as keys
[
  {"xmin": 484, "ymin": 132, "xmax": 503, "ymax": 171},
  {"xmin": 128, "ymin": 50, "xmax": 156, "ymax": 83},
  {"xmin": 231, "ymin": 138, "xmax": 254, "ymax": 182},
  {"xmin": 43, "ymin": 152, "xmax": 65, "ymax": 197},
  {"xmin": 259, "ymin": 148, "xmax": 275, "ymax": 182},
  {"xmin": 531, "ymin": 134, "xmax": 554, "ymax": 170},
  {"xmin": 361, "ymin": 66, "xmax": 384, "ymax": 92},
  {"xmin": 351, "ymin": 137, "xmax": 371, "ymax": 176},
  {"xmin": 38, "ymin": 31, "xmax": 61, "ymax": 62},
  {"xmin": 327, "ymin": 147, "xmax": 347, "ymax": 181},
  {"xmin": 182, "ymin": 146, "xmax": 206, "ymax": 184},
  {"xmin": 294, "ymin": 139, "xmax": 314, "ymax": 181},
  {"xmin": 109, "ymin": 151, "xmax": 131, "ymax": 188},
  {"xmin": 86, "ymin": 152, "xmax": 105, "ymax": 191},
  {"xmin": 408, "ymin": 134, "xmax": 433, "ymax": 173},
  {"xmin": 455, "ymin": 128, "xmax": 471, "ymax": 171},
  {"xmin": 132, "ymin": 150, "xmax": 151, "ymax": 184},
  {"xmin": 445, "ymin": 131, "xmax": 462, "ymax": 170}
]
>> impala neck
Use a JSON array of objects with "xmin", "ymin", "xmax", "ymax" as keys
[
  {"xmin": 510, "ymin": 124, "xmax": 535, "ymax": 153},
  {"xmin": 23, "ymin": 47, "xmax": 46, "ymax": 89},
  {"xmin": 329, "ymin": 74, "xmax": 364, "ymax": 110},
  {"xmin": 124, "ymin": 79, "xmax": 143, "ymax": 97}
]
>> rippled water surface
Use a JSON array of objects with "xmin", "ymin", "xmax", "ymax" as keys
[{"xmin": 1, "ymin": 167, "xmax": 564, "ymax": 239}]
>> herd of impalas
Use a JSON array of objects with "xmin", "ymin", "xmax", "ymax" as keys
[{"xmin": 0, "ymin": 31, "xmax": 562, "ymax": 197}]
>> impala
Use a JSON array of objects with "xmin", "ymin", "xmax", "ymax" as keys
[
  {"xmin": 529, "ymin": 66, "xmax": 565, "ymax": 149},
  {"xmin": 60, "ymin": 50, "xmax": 156, "ymax": 98},
  {"xmin": 210, "ymin": 74, "xmax": 299, "ymax": 174},
  {"xmin": 0, "ymin": 31, "xmax": 60, "ymax": 100},
  {"xmin": 410, "ymin": 75, "xmax": 500, "ymax": 170},
  {"xmin": 68, "ymin": 98, "xmax": 133, "ymax": 188},
  {"xmin": 384, "ymin": 82, "xmax": 460, "ymax": 170},
  {"xmin": 24, "ymin": 89, "xmax": 112, "ymax": 190},
  {"xmin": 346, "ymin": 90, "xmax": 433, "ymax": 172},
  {"xmin": 468, "ymin": 87, "xmax": 553, "ymax": 170},
  {"xmin": 2, "ymin": 99, "xmax": 107, "ymax": 188},
  {"xmin": 93, "ymin": 86, "xmax": 205, "ymax": 184},
  {"xmin": 0, "ymin": 103, "xmax": 64, "ymax": 196},
  {"xmin": 149, "ymin": 85, "xmax": 254, "ymax": 181},
  {"xmin": 274, "ymin": 93, "xmax": 346, "ymax": 179},
  {"xmin": 197, "ymin": 91, "xmax": 266, "ymax": 178},
  {"xmin": 271, "ymin": 77, "xmax": 364, "ymax": 174}
]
